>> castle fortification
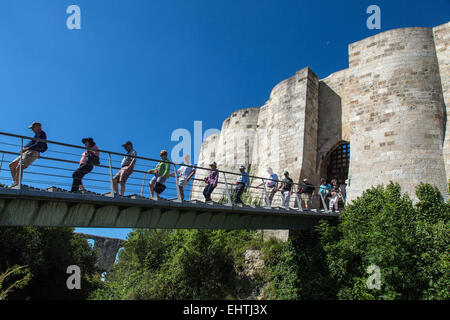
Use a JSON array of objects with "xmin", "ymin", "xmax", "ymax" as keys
[{"xmin": 191, "ymin": 22, "xmax": 450, "ymax": 207}]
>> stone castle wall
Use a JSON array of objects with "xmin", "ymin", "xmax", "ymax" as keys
[
  {"xmin": 250, "ymin": 67, "xmax": 319, "ymax": 207},
  {"xmin": 345, "ymin": 26, "xmax": 447, "ymax": 200},
  {"xmin": 191, "ymin": 108, "xmax": 260, "ymax": 202},
  {"xmin": 191, "ymin": 21, "xmax": 449, "ymax": 207},
  {"xmin": 433, "ymin": 22, "xmax": 450, "ymax": 187}
]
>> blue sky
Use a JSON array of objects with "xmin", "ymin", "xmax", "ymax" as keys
[{"xmin": 0, "ymin": 0, "xmax": 448, "ymax": 239}]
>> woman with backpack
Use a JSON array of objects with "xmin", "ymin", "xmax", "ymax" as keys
[
  {"xmin": 71, "ymin": 137, "xmax": 100, "ymax": 193},
  {"xmin": 147, "ymin": 150, "xmax": 171, "ymax": 199}
]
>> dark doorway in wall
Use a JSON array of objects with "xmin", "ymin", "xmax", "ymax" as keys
[{"xmin": 326, "ymin": 142, "xmax": 350, "ymax": 184}]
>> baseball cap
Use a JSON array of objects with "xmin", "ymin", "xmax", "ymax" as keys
[
  {"xmin": 284, "ymin": 170, "xmax": 289, "ymax": 175},
  {"xmin": 239, "ymin": 165, "xmax": 245, "ymax": 169},
  {"xmin": 28, "ymin": 121, "xmax": 41, "ymax": 129},
  {"xmin": 303, "ymin": 178, "xmax": 309, "ymax": 182},
  {"xmin": 122, "ymin": 141, "xmax": 132, "ymax": 147},
  {"xmin": 210, "ymin": 162, "xmax": 217, "ymax": 167}
]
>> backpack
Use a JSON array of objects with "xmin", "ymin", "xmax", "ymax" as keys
[
  {"xmin": 86, "ymin": 151, "xmax": 100, "ymax": 166},
  {"xmin": 39, "ymin": 143, "xmax": 48, "ymax": 153},
  {"xmin": 154, "ymin": 182, "xmax": 166, "ymax": 195}
]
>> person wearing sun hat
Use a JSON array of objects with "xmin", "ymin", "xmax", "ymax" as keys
[
  {"xmin": 71, "ymin": 137, "xmax": 100, "ymax": 192},
  {"xmin": 8, "ymin": 122, "xmax": 47, "ymax": 188}
]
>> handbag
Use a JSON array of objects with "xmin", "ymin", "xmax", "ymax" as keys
[{"xmin": 86, "ymin": 151, "xmax": 100, "ymax": 166}]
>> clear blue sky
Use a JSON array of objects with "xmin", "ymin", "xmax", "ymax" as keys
[{"xmin": 0, "ymin": 0, "xmax": 448, "ymax": 239}]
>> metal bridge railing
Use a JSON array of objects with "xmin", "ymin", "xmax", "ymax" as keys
[{"xmin": 0, "ymin": 131, "xmax": 345, "ymax": 211}]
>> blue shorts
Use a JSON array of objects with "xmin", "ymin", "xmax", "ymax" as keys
[{"xmin": 150, "ymin": 175, "xmax": 166, "ymax": 186}]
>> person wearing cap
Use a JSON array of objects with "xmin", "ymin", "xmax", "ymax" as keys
[
  {"xmin": 170, "ymin": 154, "xmax": 196, "ymax": 201},
  {"xmin": 71, "ymin": 137, "xmax": 100, "ymax": 192},
  {"xmin": 8, "ymin": 122, "xmax": 47, "ymax": 187},
  {"xmin": 256, "ymin": 167, "xmax": 279, "ymax": 206},
  {"xmin": 299, "ymin": 178, "xmax": 315, "ymax": 210},
  {"xmin": 234, "ymin": 165, "xmax": 250, "ymax": 204},
  {"xmin": 113, "ymin": 141, "xmax": 137, "ymax": 196},
  {"xmin": 278, "ymin": 170, "xmax": 293, "ymax": 209},
  {"xmin": 203, "ymin": 162, "xmax": 219, "ymax": 202},
  {"xmin": 147, "ymin": 150, "xmax": 171, "ymax": 199}
]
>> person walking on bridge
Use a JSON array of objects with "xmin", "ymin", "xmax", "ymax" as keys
[
  {"xmin": 234, "ymin": 165, "xmax": 250, "ymax": 204},
  {"xmin": 318, "ymin": 178, "xmax": 331, "ymax": 210},
  {"xmin": 279, "ymin": 171, "xmax": 293, "ymax": 209},
  {"xmin": 329, "ymin": 179, "xmax": 341, "ymax": 212},
  {"xmin": 171, "ymin": 154, "xmax": 196, "ymax": 201},
  {"xmin": 113, "ymin": 141, "xmax": 137, "ymax": 196},
  {"xmin": 71, "ymin": 138, "xmax": 100, "ymax": 193},
  {"xmin": 203, "ymin": 162, "xmax": 219, "ymax": 202},
  {"xmin": 299, "ymin": 178, "xmax": 315, "ymax": 210},
  {"xmin": 147, "ymin": 150, "xmax": 170, "ymax": 199},
  {"xmin": 257, "ymin": 167, "xmax": 278, "ymax": 206},
  {"xmin": 9, "ymin": 122, "xmax": 47, "ymax": 188}
]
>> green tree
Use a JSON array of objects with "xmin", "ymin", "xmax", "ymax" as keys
[
  {"xmin": 0, "ymin": 227, "xmax": 102, "ymax": 300},
  {"xmin": 317, "ymin": 182, "xmax": 449, "ymax": 300},
  {"xmin": 0, "ymin": 265, "xmax": 32, "ymax": 300},
  {"xmin": 91, "ymin": 229, "xmax": 262, "ymax": 300}
]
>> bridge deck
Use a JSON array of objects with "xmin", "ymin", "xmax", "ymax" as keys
[{"xmin": 0, "ymin": 185, "xmax": 339, "ymax": 229}]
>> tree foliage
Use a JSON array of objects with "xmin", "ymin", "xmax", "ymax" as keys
[
  {"xmin": 317, "ymin": 182, "xmax": 449, "ymax": 300},
  {"xmin": 0, "ymin": 227, "xmax": 102, "ymax": 300},
  {"xmin": 0, "ymin": 265, "xmax": 32, "ymax": 300},
  {"xmin": 91, "ymin": 229, "xmax": 262, "ymax": 300},
  {"xmin": 93, "ymin": 182, "xmax": 449, "ymax": 300}
]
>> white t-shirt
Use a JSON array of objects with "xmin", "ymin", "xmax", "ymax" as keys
[
  {"xmin": 177, "ymin": 166, "xmax": 195, "ymax": 184},
  {"xmin": 266, "ymin": 173, "xmax": 278, "ymax": 187}
]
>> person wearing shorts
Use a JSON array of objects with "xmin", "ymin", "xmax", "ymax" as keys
[
  {"xmin": 171, "ymin": 154, "xmax": 195, "ymax": 201},
  {"xmin": 113, "ymin": 141, "xmax": 137, "ymax": 196},
  {"xmin": 257, "ymin": 167, "xmax": 279, "ymax": 206},
  {"xmin": 147, "ymin": 150, "xmax": 171, "ymax": 199},
  {"xmin": 9, "ymin": 122, "xmax": 47, "ymax": 187},
  {"xmin": 299, "ymin": 178, "xmax": 315, "ymax": 210}
]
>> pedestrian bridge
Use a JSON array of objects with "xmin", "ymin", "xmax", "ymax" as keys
[
  {"xmin": 0, "ymin": 186, "xmax": 338, "ymax": 229},
  {"xmin": 0, "ymin": 131, "xmax": 339, "ymax": 229}
]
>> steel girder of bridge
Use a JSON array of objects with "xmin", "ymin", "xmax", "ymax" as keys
[{"xmin": 0, "ymin": 187, "xmax": 339, "ymax": 230}]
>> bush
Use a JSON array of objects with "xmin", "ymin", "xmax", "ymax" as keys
[{"xmin": 317, "ymin": 182, "xmax": 449, "ymax": 300}]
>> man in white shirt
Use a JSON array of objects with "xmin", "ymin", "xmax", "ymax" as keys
[
  {"xmin": 257, "ymin": 167, "xmax": 279, "ymax": 206},
  {"xmin": 113, "ymin": 141, "xmax": 137, "ymax": 196},
  {"xmin": 171, "ymin": 154, "xmax": 196, "ymax": 201}
]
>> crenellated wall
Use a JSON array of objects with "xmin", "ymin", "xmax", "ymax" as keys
[{"xmin": 191, "ymin": 108, "xmax": 260, "ymax": 202}]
